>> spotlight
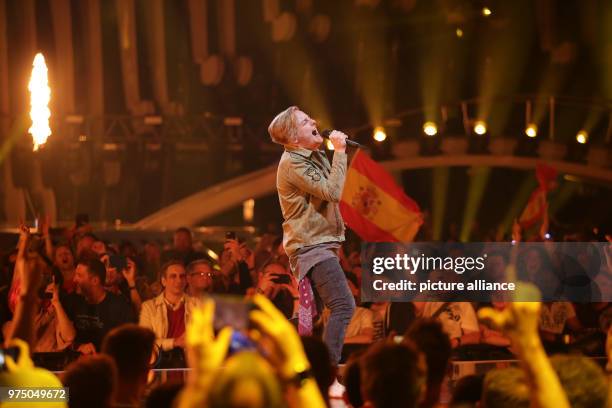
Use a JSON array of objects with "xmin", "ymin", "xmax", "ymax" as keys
[
  {"xmin": 525, "ymin": 124, "xmax": 537, "ymax": 138},
  {"xmin": 473, "ymin": 120, "xmax": 487, "ymax": 135},
  {"xmin": 326, "ymin": 139, "xmax": 335, "ymax": 150},
  {"xmin": 373, "ymin": 126, "xmax": 387, "ymax": 142},
  {"xmin": 576, "ymin": 130, "xmax": 588, "ymax": 144},
  {"xmin": 482, "ymin": 7, "xmax": 492, "ymax": 16},
  {"xmin": 455, "ymin": 28, "xmax": 464, "ymax": 38},
  {"xmin": 423, "ymin": 122, "xmax": 438, "ymax": 136}
]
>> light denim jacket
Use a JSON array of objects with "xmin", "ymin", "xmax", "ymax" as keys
[{"xmin": 276, "ymin": 146, "xmax": 347, "ymax": 261}]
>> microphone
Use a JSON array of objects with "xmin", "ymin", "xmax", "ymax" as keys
[{"xmin": 320, "ymin": 129, "xmax": 362, "ymax": 148}]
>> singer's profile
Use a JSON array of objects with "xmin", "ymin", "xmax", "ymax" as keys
[{"xmin": 268, "ymin": 106, "xmax": 355, "ymax": 365}]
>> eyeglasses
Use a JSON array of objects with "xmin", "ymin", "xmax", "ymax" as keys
[{"xmin": 189, "ymin": 272, "xmax": 214, "ymax": 278}]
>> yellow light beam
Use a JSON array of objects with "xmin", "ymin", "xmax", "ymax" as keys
[
  {"xmin": 548, "ymin": 179, "xmax": 580, "ymax": 216},
  {"xmin": 495, "ymin": 174, "xmax": 538, "ymax": 240},
  {"xmin": 0, "ymin": 114, "xmax": 29, "ymax": 164},
  {"xmin": 460, "ymin": 166, "xmax": 491, "ymax": 242},
  {"xmin": 476, "ymin": 2, "xmax": 533, "ymax": 135},
  {"xmin": 432, "ymin": 166, "xmax": 449, "ymax": 240}
]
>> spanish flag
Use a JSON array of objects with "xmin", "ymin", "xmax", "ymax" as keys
[{"xmin": 340, "ymin": 150, "xmax": 422, "ymax": 242}]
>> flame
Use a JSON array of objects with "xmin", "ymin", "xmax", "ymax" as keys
[{"xmin": 28, "ymin": 53, "xmax": 51, "ymax": 151}]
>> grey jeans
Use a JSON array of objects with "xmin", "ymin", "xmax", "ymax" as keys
[{"xmin": 310, "ymin": 257, "xmax": 356, "ymax": 364}]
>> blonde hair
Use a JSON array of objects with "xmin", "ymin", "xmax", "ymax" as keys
[{"xmin": 268, "ymin": 106, "xmax": 299, "ymax": 145}]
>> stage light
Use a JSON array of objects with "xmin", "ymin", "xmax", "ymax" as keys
[
  {"xmin": 455, "ymin": 28, "xmax": 464, "ymax": 38},
  {"xmin": 243, "ymin": 198, "xmax": 254, "ymax": 223},
  {"xmin": 525, "ymin": 124, "xmax": 538, "ymax": 138},
  {"xmin": 144, "ymin": 115, "xmax": 163, "ymax": 125},
  {"xmin": 423, "ymin": 122, "xmax": 438, "ymax": 136},
  {"xmin": 326, "ymin": 139, "xmax": 334, "ymax": 150},
  {"xmin": 482, "ymin": 7, "xmax": 492, "ymax": 16},
  {"xmin": 373, "ymin": 126, "xmax": 387, "ymax": 142},
  {"xmin": 473, "ymin": 120, "xmax": 487, "ymax": 135},
  {"xmin": 576, "ymin": 130, "xmax": 588, "ymax": 144}
]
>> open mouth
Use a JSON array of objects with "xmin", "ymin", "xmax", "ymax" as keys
[{"xmin": 311, "ymin": 129, "xmax": 319, "ymax": 136}]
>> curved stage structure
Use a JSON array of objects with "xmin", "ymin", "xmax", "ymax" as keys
[{"xmin": 134, "ymin": 155, "xmax": 612, "ymax": 229}]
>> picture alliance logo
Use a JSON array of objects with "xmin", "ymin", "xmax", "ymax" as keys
[{"xmin": 371, "ymin": 253, "xmax": 488, "ymax": 275}]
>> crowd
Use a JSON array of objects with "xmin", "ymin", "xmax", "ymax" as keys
[{"xmin": 0, "ymin": 218, "xmax": 611, "ymax": 408}]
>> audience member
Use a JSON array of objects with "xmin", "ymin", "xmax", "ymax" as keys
[
  {"xmin": 53, "ymin": 244, "xmax": 76, "ymax": 293},
  {"xmin": 75, "ymin": 233, "xmax": 97, "ymax": 259},
  {"xmin": 539, "ymin": 302, "xmax": 583, "ymax": 352},
  {"xmin": 102, "ymin": 253, "xmax": 144, "ymax": 313},
  {"xmin": 360, "ymin": 341, "xmax": 426, "ymax": 408},
  {"xmin": 140, "ymin": 261, "xmax": 198, "ymax": 351},
  {"xmin": 2, "ymin": 268, "xmax": 75, "ymax": 352},
  {"xmin": 61, "ymin": 354, "xmax": 117, "ymax": 408},
  {"xmin": 161, "ymin": 227, "xmax": 205, "ymax": 265},
  {"xmin": 302, "ymin": 336, "xmax": 336, "ymax": 407},
  {"xmin": 419, "ymin": 302, "xmax": 481, "ymax": 348},
  {"xmin": 550, "ymin": 355, "xmax": 608, "ymax": 408},
  {"xmin": 342, "ymin": 351, "xmax": 365, "ymax": 408},
  {"xmin": 450, "ymin": 374, "xmax": 483, "ymax": 407},
  {"xmin": 68, "ymin": 258, "xmax": 136, "ymax": 353},
  {"xmin": 404, "ymin": 319, "xmax": 452, "ymax": 408},
  {"xmin": 145, "ymin": 381, "xmax": 184, "ymax": 408},
  {"xmin": 101, "ymin": 324, "xmax": 156, "ymax": 407},
  {"xmin": 186, "ymin": 259, "xmax": 215, "ymax": 297},
  {"xmin": 480, "ymin": 367, "xmax": 529, "ymax": 408}
]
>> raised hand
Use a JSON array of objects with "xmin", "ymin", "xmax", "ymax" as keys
[
  {"xmin": 123, "ymin": 258, "xmax": 137, "ymax": 287},
  {"xmin": 186, "ymin": 300, "xmax": 233, "ymax": 383},
  {"xmin": 478, "ymin": 301, "xmax": 541, "ymax": 348},
  {"xmin": 250, "ymin": 294, "xmax": 310, "ymax": 380}
]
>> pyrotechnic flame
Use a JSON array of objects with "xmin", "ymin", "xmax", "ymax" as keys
[{"xmin": 28, "ymin": 53, "xmax": 51, "ymax": 151}]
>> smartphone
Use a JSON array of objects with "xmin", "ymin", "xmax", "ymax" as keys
[
  {"xmin": 108, "ymin": 254, "xmax": 128, "ymax": 272},
  {"xmin": 212, "ymin": 295, "xmax": 257, "ymax": 332},
  {"xmin": 0, "ymin": 347, "xmax": 20, "ymax": 370},
  {"xmin": 270, "ymin": 273, "xmax": 292, "ymax": 285},
  {"xmin": 228, "ymin": 331, "xmax": 257, "ymax": 356}
]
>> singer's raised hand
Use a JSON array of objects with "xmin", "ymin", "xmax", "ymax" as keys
[{"xmin": 329, "ymin": 130, "xmax": 348, "ymax": 153}]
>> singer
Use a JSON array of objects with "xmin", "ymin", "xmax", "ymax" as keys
[{"xmin": 268, "ymin": 106, "xmax": 355, "ymax": 364}]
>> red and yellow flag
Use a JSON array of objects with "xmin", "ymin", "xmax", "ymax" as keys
[
  {"xmin": 519, "ymin": 163, "xmax": 558, "ymax": 229},
  {"xmin": 340, "ymin": 150, "xmax": 422, "ymax": 242}
]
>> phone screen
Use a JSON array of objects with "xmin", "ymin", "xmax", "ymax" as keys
[{"xmin": 212, "ymin": 296, "xmax": 256, "ymax": 332}]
